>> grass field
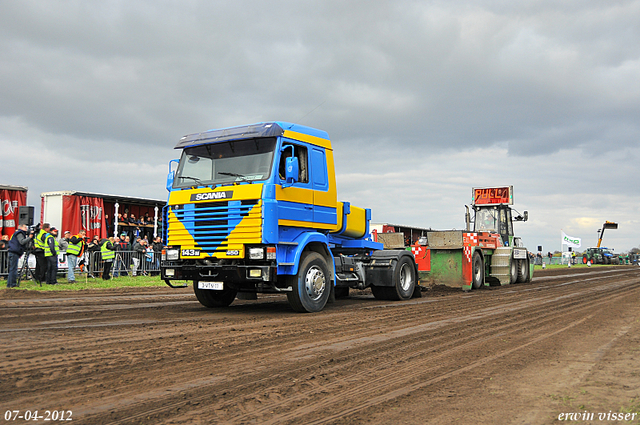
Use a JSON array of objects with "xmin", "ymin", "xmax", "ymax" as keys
[
  {"xmin": 4, "ymin": 263, "xmax": 634, "ymax": 291},
  {"xmin": 3, "ymin": 273, "xmax": 188, "ymax": 291}
]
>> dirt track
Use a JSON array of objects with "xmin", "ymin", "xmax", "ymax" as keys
[{"xmin": 2, "ymin": 266, "xmax": 640, "ymax": 424}]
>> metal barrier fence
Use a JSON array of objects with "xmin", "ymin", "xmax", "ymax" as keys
[
  {"xmin": 0, "ymin": 249, "xmax": 161, "ymax": 280},
  {"xmin": 0, "ymin": 250, "xmax": 8, "ymax": 278},
  {"xmin": 534, "ymin": 256, "xmax": 580, "ymax": 266}
]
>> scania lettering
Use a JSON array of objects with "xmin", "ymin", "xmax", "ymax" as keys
[{"xmin": 161, "ymin": 122, "xmax": 418, "ymax": 312}]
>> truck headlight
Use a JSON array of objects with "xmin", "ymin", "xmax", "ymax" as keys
[
  {"xmin": 166, "ymin": 249, "xmax": 179, "ymax": 260},
  {"xmin": 249, "ymin": 247, "xmax": 264, "ymax": 260}
]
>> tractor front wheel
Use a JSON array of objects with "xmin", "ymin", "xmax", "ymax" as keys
[{"xmin": 472, "ymin": 252, "xmax": 484, "ymax": 289}]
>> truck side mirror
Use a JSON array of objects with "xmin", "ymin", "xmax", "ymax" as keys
[
  {"xmin": 285, "ymin": 156, "xmax": 299, "ymax": 185},
  {"xmin": 523, "ymin": 211, "xmax": 528, "ymax": 222},
  {"xmin": 166, "ymin": 171, "xmax": 175, "ymax": 191},
  {"xmin": 166, "ymin": 159, "xmax": 179, "ymax": 191}
]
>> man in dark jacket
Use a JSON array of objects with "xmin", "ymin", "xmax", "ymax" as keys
[
  {"xmin": 152, "ymin": 237, "xmax": 163, "ymax": 275},
  {"xmin": 114, "ymin": 233, "xmax": 130, "ymax": 277},
  {"xmin": 7, "ymin": 224, "xmax": 33, "ymax": 288},
  {"xmin": 131, "ymin": 238, "xmax": 146, "ymax": 276},
  {"xmin": 44, "ymin": 227, "xmax": 59, "ymax": 285},
  {"xmin": 33, "ymin": 223, "xmax": 50, "ymax": 283}
]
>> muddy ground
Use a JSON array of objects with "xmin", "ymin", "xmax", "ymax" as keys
[{"xmin": 1, "ymin": 266, "xmax": 640, "ymax": 424}]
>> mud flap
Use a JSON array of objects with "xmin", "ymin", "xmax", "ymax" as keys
[
  {"xmin": 327, "ymin": 284, "xmax": 336, "ymax": 303},
  {"xmin": 164, "ymin": 279, "xmax": 188, "ymax": 288}
]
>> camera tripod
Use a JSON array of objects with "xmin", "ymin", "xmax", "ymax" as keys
[{"xmin": 17, "ymin": 250, "xmax": 38, "ymax": 287}]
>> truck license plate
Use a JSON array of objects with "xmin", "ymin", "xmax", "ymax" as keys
[{"xmin": 198, "ymin": 281, "xmax": 224, "ymax": 290}]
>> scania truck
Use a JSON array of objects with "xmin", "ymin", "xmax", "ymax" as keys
[{"xmin": 161, "ymin": 122, "xmax": 417, "ymax": 312}]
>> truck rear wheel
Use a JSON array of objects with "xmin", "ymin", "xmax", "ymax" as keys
[
  {"xmin": 193, "ymin": 282, "xmax": 237, "ymax": 308},
  {"xmin": 472, "ymin": 252, "xmax": 484, "ymax": 289},
  {"xmin": 386, "ymin": 255, "xmax": 416, "ymax": 301},
  {"xmin": 286, "ymin": 252, "xmax": 331, "ymax": 313}
]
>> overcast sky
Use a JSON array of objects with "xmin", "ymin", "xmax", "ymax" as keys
[{"xmin": 1, "ymin": 0, "xmax": 639, "ymax": 252}]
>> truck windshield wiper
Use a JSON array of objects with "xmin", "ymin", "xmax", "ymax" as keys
[
  {"xmin": 180, "ymin": 176, "xmax": 206, "ymax": 186},
  {"xmin": 218, "ymin": 172, "xmax": 249, "ymax": 181}
]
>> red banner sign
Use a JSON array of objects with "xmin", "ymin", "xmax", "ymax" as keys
[
  {"xmin": 0, "ymin": 188, "xmax": 27, "ymax": 237},
  {"xmin": 62, "ymin": 195, "xmax": 107, "ymax": 240},
  {"xmin": 473, "ymin": 186, "xmax": 513, "ymax": 205}
]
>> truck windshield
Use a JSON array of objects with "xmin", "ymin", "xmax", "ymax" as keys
[
  {"xmin": 173, "ymin": 137, "xmax": 276, "ymax": 188},
  {"xmin": 475, "ymin": 208, "xmax": 498, "ymax": 232}
]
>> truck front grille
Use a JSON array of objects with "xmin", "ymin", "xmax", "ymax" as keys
[{"xmin": 168, "ymin": 199, "xmax": 261, "ymax": 254}]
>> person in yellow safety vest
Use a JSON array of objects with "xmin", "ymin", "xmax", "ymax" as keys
[
  {"xmin": 33, "ymin": 223, "xmax": 51, "ymax": 284},
  {"xmin": 44, "ymin": 227, "xmax": 59, "ymax": 285},
  {"xmin": 100, "ymin": 237, "xmax": 116, "ymax": 280},
  {"xmin": 66, "ymin": 229, "xmax": 87, "ymax": 284}
]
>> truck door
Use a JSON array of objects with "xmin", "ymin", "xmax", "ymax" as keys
[
  {"xmin": 310, "ymin": 147, "xmax": 336, "ymax": 226},
  {"xmin": 276, "ymin": 141, "xmax": 314, "ymax": 227}
]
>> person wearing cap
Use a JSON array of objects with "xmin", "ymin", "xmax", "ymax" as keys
[
  {"xmin": 114, "ymin": 232, "xmax": 130, "ymax": 277},
  {"xmin": 59, "ymin": 231, "xmax": 70, "ymax": 252},
  {"xmin": 44, "ymin": 227, "xmax": 59, "ymax": 285},
  {"xmin": 66, "ymin": 229, "xmax": 86, "ymax": 283}
]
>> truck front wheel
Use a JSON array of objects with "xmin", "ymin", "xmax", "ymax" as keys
[
  {"xmin": 193, "ymin": 282, "xmax": 237, "ymax": 308},
  {"xmin": 287, "ymin": 252, "xmax": 331, "ymax": 313}
]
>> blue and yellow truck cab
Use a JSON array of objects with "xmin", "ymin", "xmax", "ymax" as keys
[{"xmin": 161, "ymin": 122, "xmax": 418, "ymax": 312}]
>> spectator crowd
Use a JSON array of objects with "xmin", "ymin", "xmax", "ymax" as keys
[{"xmin": 2, "ymin": 221, "xmax": 164, "ymax": 287}]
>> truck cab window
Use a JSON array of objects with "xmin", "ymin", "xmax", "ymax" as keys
[{"xmin": 279, "ymin": 144, "xmax": 308, "ymax": 183}]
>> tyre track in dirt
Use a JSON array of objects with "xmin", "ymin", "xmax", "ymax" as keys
[
  {"xmin": 104, "ymin": 274, "xmax": 637, "ymax": 424},
  {"xmin": 1, "ymin": 267, "xmax": 638, "ymax": 424}
]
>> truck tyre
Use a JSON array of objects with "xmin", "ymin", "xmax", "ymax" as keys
[
  {"xmin": 583, "ymin": 255, "xmax": 588, "ymax": 264},
  {"xmin": 386, "ymin": 255, "xmax": 416, "ymax": 301},
  {"xmin": 516, "ymin": 258, "xmax": 529, "ymax": 283},
  {"xmin": 286, "ymin": 252, "xmax": 331, "ymax": 313},
  {"xmin": 472, "ymin": 252, "xmax": 484, "ymax": 289},
  {"xmin": 193, "ymin": 282, "xmax": 237, "ymax": 308},
  {"xmin": 510, "ymin": 254, "xmax": 518, "ymax": 284}
]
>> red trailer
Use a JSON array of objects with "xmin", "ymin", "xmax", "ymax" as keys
[{"xmin": 41, "ymin": 191, "xmax": 165, "ymax": 240}]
